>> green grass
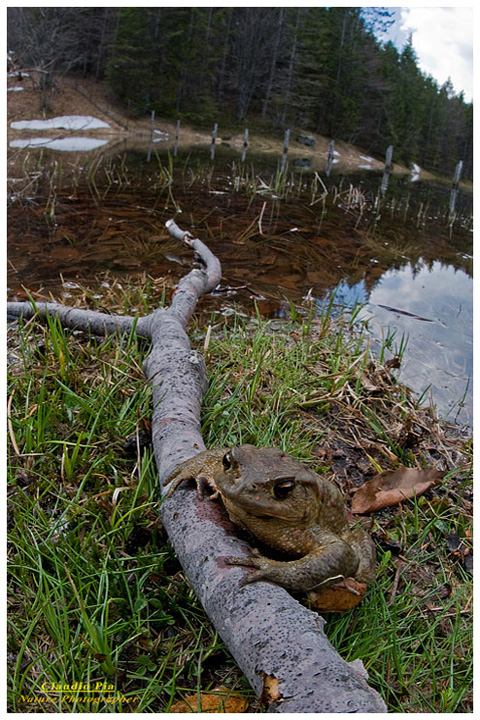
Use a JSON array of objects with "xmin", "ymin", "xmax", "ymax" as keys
[
  {"xmin": 325, "ymin": 503, "xmax": 472, "ymax": 712},
  {"xmin": 7, "ymin": 289, "xmax": 472, "ymax": 712},
  {"xmin": 7, "ymin": 313, "xmax": 251, "ymax": 712}
]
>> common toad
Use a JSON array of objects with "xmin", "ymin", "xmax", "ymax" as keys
[{"xmin": 166, "ymin": 445, "xmax": 376, "ymax": 593}]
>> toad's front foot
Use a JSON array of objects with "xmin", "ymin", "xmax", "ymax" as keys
[
  {"xmin": 164, "ymin": 453, "xmax": 222, "ymax": 499},
  {"xmin": 167, "ymin": 471, "xmax": 220, "ymax": 500}
]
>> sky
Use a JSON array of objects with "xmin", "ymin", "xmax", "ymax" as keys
[{"xmin": 377, "ymin": 5, "xmax": 473, "ymax": 102}]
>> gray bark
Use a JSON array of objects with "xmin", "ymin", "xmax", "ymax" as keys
[
  {"xmin": 6, "ymin": 221, "xmax": 387, "ymax": 712},
  {"xmin": 7, "ymin": 302, "xmax": 146, "ymax": 337}
]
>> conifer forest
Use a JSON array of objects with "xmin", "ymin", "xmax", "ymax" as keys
[{"xmin": 8, "ymin": 6, "xmax": 473, "ymax": 180}]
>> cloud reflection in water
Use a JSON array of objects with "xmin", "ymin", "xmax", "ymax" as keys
[{"xmin": 334, "ymin": 261, "xmax": 472, "ymax": 426}]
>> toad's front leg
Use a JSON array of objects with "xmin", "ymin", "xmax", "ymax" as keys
[
  {"xmin": 225, "ymin": 535, "xmax": 360, "ymax": 593},
  {"xmin": 164, "ymin": 448, "xmax": 226, "ymax": 499}
]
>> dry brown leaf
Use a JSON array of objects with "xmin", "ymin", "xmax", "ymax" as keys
[
  {"xmin": 259, "ymin": 673, "xmax": 282, "ymax": 706},
  {"xmin": 308, "ymin": 577, "xmax": 368, "ymax": 612},
  {"xmin": 48, "ymin": 246, "xmax": 81, "ymax": 260},
  {"xmin": 169, "ymin": 686, "xmax": 249, "ymax": 713},
  {"xmin": 362, "ymin": 379, "xmax": 381, "ymax": 393},
  {"xmin": 351, "ymin": 467, "xmax": 444, "ymax": 514}
]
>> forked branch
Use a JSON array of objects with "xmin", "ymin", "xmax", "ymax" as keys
[{"xmin": 6, "ymin": 220, "xmax": 386, "ymax": 712}]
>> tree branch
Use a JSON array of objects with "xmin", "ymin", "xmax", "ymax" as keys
[
  {"xmin": 7, "ymin": 301, "xmax": 150, "ymax": 337},
  {"xmin": 6, "ymin": 220, "xmax": 386, "ymax": 712}
]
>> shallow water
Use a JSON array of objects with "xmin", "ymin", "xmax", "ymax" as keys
[
  {"xmin": 335, "ymin": 262, "xmax": 472, "ymax": 424},
  {"xmin": 7, "ymin": 143, "xmax": 473, "ymax": 427}
]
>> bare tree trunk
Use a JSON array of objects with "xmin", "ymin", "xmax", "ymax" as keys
[
  {"xmin": 261, "ymin": 7, "xmax": 284, "ymax": 118},
  {"xmin": 216, "ymin": 8, "xmax": 233, "ymax": 104},
  {"xmin": 281, "ymin": 9, "xmax": 301, "ymax": 128},
  {"xmin": 6, "ymin": 222, "xmax": 386, "ymax": 713}
]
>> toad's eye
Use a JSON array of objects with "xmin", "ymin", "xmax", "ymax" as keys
[
  {"xmin": 273, "ymin": 478, "xmax": 295, "ymax": 500},
  {"xmin": 222, "ymin": 452, "xmax": 233, "ymax": 470}
]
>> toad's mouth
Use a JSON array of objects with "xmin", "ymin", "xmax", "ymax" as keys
[{"xmin": 220, "ymin": 489, "xmax": 308, "ymax": 522}]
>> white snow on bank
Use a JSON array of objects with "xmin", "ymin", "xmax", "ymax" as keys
[
  {"xmin": 8, "ymin": 86, "xmax": 24, "ymax": 92},
  {"xmin": 153, "ymin": 129, "xmax": 170, "ymax": 143},
  {"xmin": 359, "ymin": 155, "xmax": 373, "ymax": 163},
  {"xmin": 10, "ymin": 115, "xmax": 110, "ymax": 131},
  {"xmin": 410, "ymin": 163, "xmax": 421, "ymax": 182},
  {"xmin": 10, "ymin": 137, "xmax": 109, "ymax": 152}
]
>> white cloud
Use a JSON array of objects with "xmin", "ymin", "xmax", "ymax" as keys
[{"xmin": 400, "ymin": 7, "xmax": 473, "ymax": 101}]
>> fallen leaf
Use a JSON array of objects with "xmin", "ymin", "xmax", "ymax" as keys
[
  {"xmin": 463, "ymin": 554, "xmax": 473, "ymax": 575},
  {"xmin": 445, "ymin": 533, "xmax": 461, "ymax": 552},
  {"xmin": 259, "ymin": 673, "xmax": 282, "ymax": 706},
  {"xmin": 308, "ymin": 577, "xmax": 368, "ymax": 612},
  {"xmin": 435, "ymin": 582, "xmax": 452, "ymax": 600},
  {"xmin": 385, "ymin": 357, "xmax": 401, "ymax": 370},
  {"xmin": 48, "ymin": 246, "xmax": 81, "ymax": 260},
  {"xmin": 362, "ymin": 378, "xmax": 381, "ymax": 393},
  {"xmin": 169, "ymin": 686, "xmax": 249, "ymax": 713},
  {"xmin": 351, "ymin": 467, "xmax": 444, "ymax": 514}
]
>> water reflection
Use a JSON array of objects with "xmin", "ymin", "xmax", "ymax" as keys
[
  {"xmin": 10, "ymin": 137, "xmax": 109, "ymax": 151},
  {"xmin": 7, "ymin": 144, "xmax": 473, "ymax": 427},
  {"xmin": 330, "ymin": 262, "xmax": 472, "ymax": 426}
]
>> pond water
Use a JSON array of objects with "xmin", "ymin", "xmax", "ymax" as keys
[
  {"xmin": 7, "ymin": 142, "xmax": 473, "ymax": 427},
  {"xmin": 334, "ymin": 262, "xmax": 472, "ymax": 424}
]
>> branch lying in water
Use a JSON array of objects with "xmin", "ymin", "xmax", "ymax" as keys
[{"xmin": 6, "ymin": 219, "xmax": 386, "ymax": 712}]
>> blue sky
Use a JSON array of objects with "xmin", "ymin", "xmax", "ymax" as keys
[{"xmin": 375, "ymin": 5, "xmax": 473, "ymax": 102}]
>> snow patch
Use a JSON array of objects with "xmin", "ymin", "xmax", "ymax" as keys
[
  {"xmin": 410, "ymin": 163, "xmax": 421, "ymax": 182},
  {"xmin": 153, "ymin": 129, "xmax": 169, "ymax": 143},
  {"xmin": 10, "ymin": 137, "xmax": 109, "ymax": 152},
  {"xmin": 10, "ymin": 115, "xmax": 110, "ymax": 131},
  {"xmin": 7, "ymin": 86, "xmax": 24, "ymax": 92}
]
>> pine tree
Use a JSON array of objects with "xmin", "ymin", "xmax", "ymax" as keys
[
  {"xmin": 10, "ymin": 6, "xmax": 470, "ymax": 179},
  {"xmin": 107, "ymin": 8, "xmax": 163, "ymax": 115}
]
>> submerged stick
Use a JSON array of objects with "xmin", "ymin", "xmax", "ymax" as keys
[{"xmin": 6, "ymin": 220, "xmax": 386, "ymax": 712}]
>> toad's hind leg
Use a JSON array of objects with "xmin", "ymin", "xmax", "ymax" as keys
[
  {"xmin": 347, "ymin": 527, "xmax": 377, "ymax": 584},
  {"xmin": 225, "ymin": 535, "xmax": 360, "ymax": 593}
]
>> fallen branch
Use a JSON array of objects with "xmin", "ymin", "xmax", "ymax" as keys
[{"xmin": 6, "ymin": 220, "xmax": 386, "ymax": 712}]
